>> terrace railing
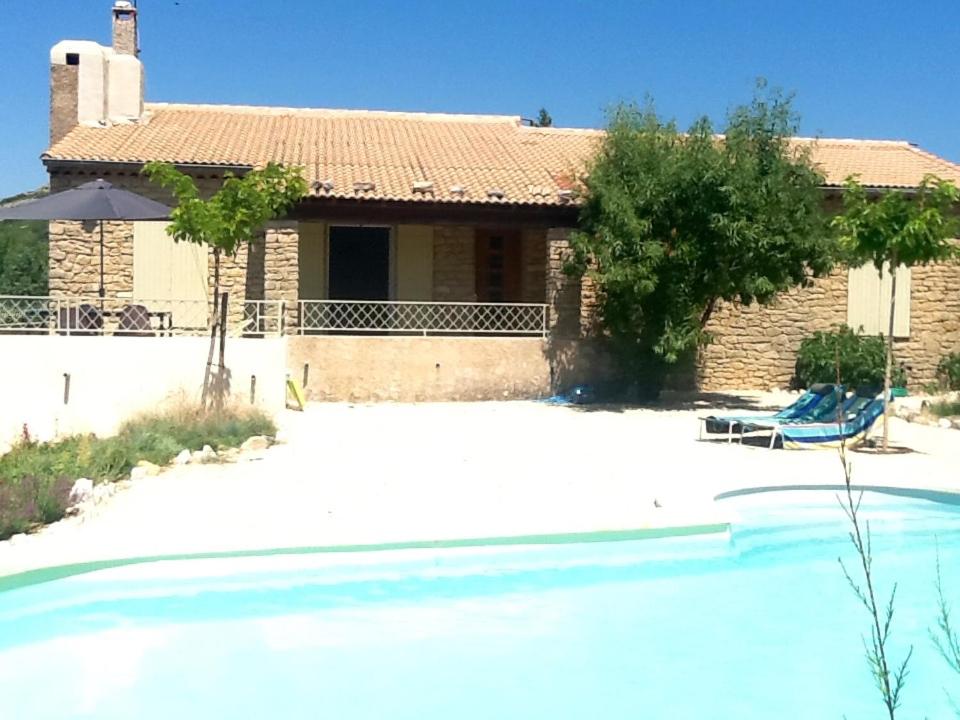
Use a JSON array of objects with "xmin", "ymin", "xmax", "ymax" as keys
[
  {"xmin": 297, "ymin": 300, "xmax": 548, "ymax": 337},
  {"xmin": 0, "ymin": 296, "xmax": 547, "ymax": 338},
  {"xmin": 0, "ymin": 295, "xmax": 285, "ymax": 338}
]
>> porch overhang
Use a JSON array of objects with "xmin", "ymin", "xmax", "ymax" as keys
[{"xmin": 292, "ymin": 196, "xmax": 579, "ymax": 228}]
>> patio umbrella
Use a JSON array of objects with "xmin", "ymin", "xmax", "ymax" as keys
[{"xmin": 0, "ymin": 179, "xmax": 171, "ymax": 298}]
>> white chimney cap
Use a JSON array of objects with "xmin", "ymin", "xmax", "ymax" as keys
[{"xmin": 114, "ymin": 1, "xmax": 134, "ymax": 9}]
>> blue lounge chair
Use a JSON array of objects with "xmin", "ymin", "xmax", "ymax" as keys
[
  {"xmin": 744, "ymin": 388, "xmax": 888, "ymax": 449},
  {"xmin": 700, "ymin": 383, "xmax": 844, "ymax": 441}
]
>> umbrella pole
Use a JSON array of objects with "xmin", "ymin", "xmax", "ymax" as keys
[
  {"xmin": 98, "ymin": 220, "xmax": 106, "ymax": 322},
  {"xmin": 99, "ymin": 221, "xmax": 105, "ymax": 312}
]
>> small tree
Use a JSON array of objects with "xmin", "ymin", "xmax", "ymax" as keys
[
  {"xmin": 143, "ymin": 162, "xmax": 307, "ymax": 406},
  {"xmin": 832, "ymin": 176, "xmax": 959, "ymax": 451},
  {"xmin": 569, "ymin": 86, "xmax": 835, "ymax": 396},
  {"xmin": 534, "ymin": 108, "xmax": 553, "ymax": 128}
]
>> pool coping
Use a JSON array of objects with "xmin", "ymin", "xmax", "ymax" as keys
[{"xmin": 0, "ymin": 523, "xmax": 730, "ymax": 594}]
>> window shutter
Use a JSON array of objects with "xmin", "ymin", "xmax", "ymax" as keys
[{"xmin": 846, "ymin": 263, "xmax": 911, "ymax": 338}]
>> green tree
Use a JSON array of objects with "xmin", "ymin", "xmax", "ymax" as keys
[
  {"xmin": 0, "ymin": 220, "xmax": 48, "ymax": 295},
  {"xmin": 569, "ymin": 87, "xmax": 835, "ymax": 396},
  {"xmin": 833, "ymin": 176, "xmax": 959, "ymax": 451},
  {"xmin": 143, "ymin": 162, "xmax": 307, "ymax": 406},
  {"xmin": 534, "ymin": 108, "xmax": 553, "ymax": 128}
]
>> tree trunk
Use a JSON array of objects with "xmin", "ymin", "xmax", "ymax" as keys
[
  {"xmin": 201, "ymin": 249, "xmax": 222, "ymax": 411},
  {"xmin": 883, "ymin": 261, "xmax": 897, "ymax": 452}
]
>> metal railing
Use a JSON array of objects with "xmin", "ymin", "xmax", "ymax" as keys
[
  {"xmin": 0, "ymin": 296, "xmax": 285, "ymax": 337},
  {"xmin": 297, "ymin": 300, "xmax": 548, "ymax": 336},
  {"xmin": 0, "ymin": 296, "xmax": 547, "ymax": 338}
]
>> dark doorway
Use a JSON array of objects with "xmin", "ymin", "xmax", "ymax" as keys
[
  {"xmin": 328, "ymin": 226, "xmax": 390, "ymax": 300},
  {"xmin": 476, "ymin": 229, "xmax": 521, "ymax": 302}
]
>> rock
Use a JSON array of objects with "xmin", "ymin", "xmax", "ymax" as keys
[
  {"xmin": 274, "ymin": 430, "xmax": 288, "ymax": 445},
  {"xmin": 190, "ymin": 446, "xmax": 218, "ymax": 464},
  {"xmin": 8, "ymin": 533, "xmax": 28, "ymax": 546},
  {"xmin": 136, "ymin": 460, "xmax": 161, "ymax": 476},
  {"xmin": 219, "ymin": 448, "xmax": 240, "ymax": 463},
  {"xmin": 240, "ymin": 435, "xmax": 269, "ymax": 452},
  {"xmin": 938, "ymin": 418, "xmax": 952, "ymax": 429},
  {"xmin": 173, "ymin": 449, "xmax": 191, "ymax": 465},
  {"xmin": 92, "ymin": 484, "xmax": 116, "ymax": 504},
  {"xmin": 69, "ymin": 477, "xmax": 94, "ymax": 505}
]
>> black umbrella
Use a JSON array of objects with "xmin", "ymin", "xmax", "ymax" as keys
[{"xmin": 0, "ymin": 179, "xmax": 171, "ymax": 298}]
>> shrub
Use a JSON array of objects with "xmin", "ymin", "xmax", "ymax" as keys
[
  {"xmin": 936, "ymin": 352, "xmax": 960, "ymax": 391},
  {"xmin": 928, "ymin": 400, "xmax": 960, "ymax": 418},
  {"xmin": 0, "ymin": 404, "xmax": 275, "ymax": 540},
  {"xmin": 794, "ymin": 325, "xmax": 906, "ymax": 390}
]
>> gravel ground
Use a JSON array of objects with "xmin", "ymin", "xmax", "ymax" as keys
[{"xmin": 1, "ymin": 393, "xmax": 958, "ymax": 576}]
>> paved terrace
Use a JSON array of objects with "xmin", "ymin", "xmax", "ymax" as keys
[{"xmin": 1, "ymin": 394, "xmax": 958, "ymax": 576}]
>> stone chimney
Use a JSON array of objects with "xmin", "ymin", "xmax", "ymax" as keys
[
  {"xmin": 112, "ymin": 1, "xmax": 138, "ymax": 57},
  {"xmin": 49, "ymin": 2, "xmax": 145, "ymax": 145}
]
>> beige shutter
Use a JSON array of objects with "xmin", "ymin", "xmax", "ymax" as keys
[
  {"xmin": 395, "ymin": 225, "xmax": 434, "ymax": 301},
  {"xmin": 133, "ymin": 222, "xmax": 209, "ymax": 326},
  {"xmin": 846, "ymin": 263, "xmax": 911, "ymax": 337},
  {"xmin": 297, "ymin": 222, "xmax": 327, "ymax": 300}
]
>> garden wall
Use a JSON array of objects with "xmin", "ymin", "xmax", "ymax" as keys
[
  {"xmin": 0, "ymin": 336, "xmax": 287, "ymax": 448},
  {"xmin": 287, "ymin": 335, "xmax": 551, "ymax": 402}
]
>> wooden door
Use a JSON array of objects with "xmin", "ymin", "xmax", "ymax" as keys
[{"xmin": 475, "ymin": 229, "xmax": 521, "ymax": 302}]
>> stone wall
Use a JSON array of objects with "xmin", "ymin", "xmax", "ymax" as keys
[
  {"xmin": 882, "ymin": 262, "xmax": 960, "ymax": 387},
  {"xmin": 48, "ymin": 220, "xmax": 134, "ymax": 297},
  {"xmin": 432, "ymin": 225, "xmax": 476, "ymax": 301},
  {"xmin": 50, "ymin": 64, "xmax": 78, "ymax": 145},
  {"xmin": 46, "ymin": 172, "xmax": 295, "ymax": 317},
  {"xmin": 699, "ymin": 261, "xmax": 960, "ymax": 390},
  {"xmin": 699, "ymin": 270, "xmax": 848, "ymax": 390},
  {"xmin": 288, "ymin": 335, "xmax": 550, "ymax": 402}
]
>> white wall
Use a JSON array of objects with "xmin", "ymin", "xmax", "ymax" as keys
[{"xmin": 0, "ymin": 337, "xmax": 287, "ymax": 448}]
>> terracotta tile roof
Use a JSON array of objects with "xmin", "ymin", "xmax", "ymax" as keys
[{"xmin": 44, "ymin": 102, "xmax": 960, "ymax": 205}]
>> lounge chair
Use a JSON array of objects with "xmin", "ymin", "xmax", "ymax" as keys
[
  {"xmin": 115, "ymin": 304, "xmax": 154, "ymax": 336},
  {"xmin": 700, "ymin": 383, "xmax": 843, "ymax": 441},
  {"xmin": 742, "ymin": 387, "xmax": 888, "ymax": 449},
  {"xmin": 57, "ymin": 304, "xmax": 103, "ymax": 336}
]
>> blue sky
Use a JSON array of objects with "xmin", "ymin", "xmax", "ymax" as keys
[{"xmin": 0, "ymin": 0, "xmax": 958, "ymax": 198}]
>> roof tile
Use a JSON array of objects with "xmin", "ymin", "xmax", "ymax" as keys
[{"xmin": 44, "ymin": 103, "xmax": 960, "ymax": 205}]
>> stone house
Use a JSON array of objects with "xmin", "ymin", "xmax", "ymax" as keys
[{"xmin": 37, "ymin": 2, "xmax": 960, "ymax": 398}]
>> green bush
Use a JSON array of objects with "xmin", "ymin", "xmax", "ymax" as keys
[
  {"xmin": 928, "ymin": 400, "xmax": 960, "ymax": 418},
  {"xmin": 794, "ymin": 325, "xmax": 906, "ymax": 390},
  {"xmin": 0, "ymin": 405, "xmax": 276, "ymax": 540},
  {"xmin": 936, "ymin": 352, "xmax": 960, "ymax": 391}
]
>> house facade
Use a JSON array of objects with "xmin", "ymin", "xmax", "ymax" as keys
[{"xmin": 36, "ymin": 3, "xmax": 960, "ymax": 399}]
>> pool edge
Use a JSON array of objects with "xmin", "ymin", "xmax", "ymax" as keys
[{"xmin": 0, "ymin": 523, "xmax": 730, "ymax": 594}]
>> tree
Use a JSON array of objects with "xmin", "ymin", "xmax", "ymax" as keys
[
  {"xmin": 0, "ymin": 188, "xmax": 49, "ymax": 295},
  {"xmin": 534, "ymin": 108, "xmax": 553, "ymax": 128},
  {"xmin": 832, "ymin": 175, "xmax": 959, "ymax": 451},
  {"xmin": 143, "ymin": 161, "xmax": 307, "ymax": 406},
  {"xmin": 0, "ymin": 220, "xmax": 48, "ymax": 295},
  {"xmin": 569, "ymin": 87, "xmax": 835, "ymax": 396}
]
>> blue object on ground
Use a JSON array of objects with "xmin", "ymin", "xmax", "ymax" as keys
[{"xmin": 541, "ymin": 384, "xmax": 596, "ymax": 405}]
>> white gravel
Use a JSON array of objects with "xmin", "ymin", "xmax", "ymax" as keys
[{"xmin": 2, "ymin": 394, "xmax": 958, "ymax": 576}]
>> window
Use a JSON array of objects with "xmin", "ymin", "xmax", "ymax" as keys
[{"xmin": 846, "ymin": 263, "xmax": 911, "ymax": 337}]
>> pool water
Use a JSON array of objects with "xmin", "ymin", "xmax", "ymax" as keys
[{"xmin": 1, "ymin": 489, "xmax": 959, "ymax": 719}]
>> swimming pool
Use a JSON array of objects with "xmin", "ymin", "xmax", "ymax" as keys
[{"xmin": 1, "ymin": 489, "xmax": 958, "ymax": 719}]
